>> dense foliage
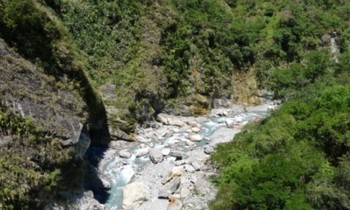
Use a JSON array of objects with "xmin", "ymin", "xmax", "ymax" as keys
[
  {"xmin": 210, "ymin": 1, "xmax": 350, "ymax": 209},
  {"xmin": 0, "ymin": 0, "xmax": 350, "ymax": 209},
  {"xmin": 0, "ymin": 108, "xmax": 68, "ymax": 209}
]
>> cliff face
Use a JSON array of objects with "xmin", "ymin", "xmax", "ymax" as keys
[
  {"xmin": 1, "ymin": 0, "xmax": 348, "ymax": 208},
  {"xmin": 0, "ymin": 38, "xmax": 90, "ymax": 207},
  {"xmin": 0, "ymin": 39, "xmax": 86, "ymax": 146}
]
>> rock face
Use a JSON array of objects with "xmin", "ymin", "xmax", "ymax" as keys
[
  {"xmin": 0, "ymin": 39, "xmax": 87, "ymax": 145},
  {"xmin": 122, "ymin": 182, "xmax": 149, "ymax": 210}
]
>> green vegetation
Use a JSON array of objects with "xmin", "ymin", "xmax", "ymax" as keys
[
  {"xmin": 0, "ymin": 0, "xmax": 350, "ymax": 209},
  {"xmin": 0, "ymin": 108, "xmax": 70, "ymax": 209},
  {"xmin": 210, "ymin": 1, "xmax": 350, "ymax": 209}
]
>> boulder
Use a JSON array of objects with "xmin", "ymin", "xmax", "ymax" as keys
[
  {"xmin": 203, "ymin": 145, "xmax": 214, "ymax": 154},
  {"xmin": 119, "ymin": 149, "xmax": 132, "ymax": 158},
  {"xmin": 136, "ymin": 136, "xmax": 151, "ymax": 143},
  {"xmin": 122, "ymin": 182, "xmax": 149, "ymax": 210},
  {"xmin": 184, "ymin": 164, "xmax": 195, "ymax": 173},
  {"xmin": 161, "ymin": 148, "xmax": 171, "ymax": 156},
  {"xmin": 191, "ymin": 162, "xmax": 201, "ymax": 171},
  {"xmin": 170, "ymin": 151, "xmax": 187, "ymax": 160},
  {"xmin": 157, "ymin": 114, "xmax": 185, "ymax": 127},
  {"xmin": 158, "ymin": 177, "xmax": 181, "ymax": 199},
  {"xmin": 100, "ymin": 177, "xmax": 112, "ymax": 190},
  {"xmin": 172, "ymin": 166, "xmax": 183, "ymax": 176},
  {"xmin": 149, "ymin": 148, "xmax": 164, "ymax": 164},
  {"xmin": 224, "ymin": 119, "xmax": 236, "ymax": 128},
  {"xmin": 167, "ymin": 195, "xmax": 183, "ymax": 210},
  {"xmin": 136, "ymin": 148, "xmax": 149, "ymax": 157},
  {"xmin": 110, "ymin": 128, "xmax": 132, "ymax": 141},
  {"xmin": 191, "ymin": 127, "xmax": 201, "ymax": 133},
  {"xmin": 188, "ymin": 133, "xmax": 202, "ymax": 142}
]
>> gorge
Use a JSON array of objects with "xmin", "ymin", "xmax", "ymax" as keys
[{"xmin": 1, "ymin": 0, "xmax": 350, "ymax": 209}]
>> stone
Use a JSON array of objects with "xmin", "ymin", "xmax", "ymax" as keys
[
  {"xmin": 157, "ymin": 114, "xmax": 185, "ymax": 127},
  {"xmin": 191, "ymin": 162, "xmax": 201, "ymax": 171},
  {"xmin": 167, "ymin": 195, "xmax": 183, "ymax": 210},
  {"xmin": 174, "ymin": 160, "xmax": 186, "ymax": 166},
  {"xmin": 122, "ymin": 182, "xmax": 149, "ymax": 210},
  {"xmin": 111, "ymin": 128, "xmax": 132, "ymax": 141},
  {"xmin": 189, "ymin": 175, "xmax": 198, "ymax": 184},
  {"xmin": 161, "ymin": 148, "xmax": 171, "ymax": 156},
  {"xmin": 119, "ymin": 149, "xmax": 132, "ymax": 158},
  {"xmin": 161, "ymin": 172, "xmax": 173, "ymax": 185},
  {"xmin": 188, "ymin": 133, "xmax": 202, "ymax": 142},
  {"xmin": 224, "ymin": 119, "xmax": 236, "ymax": 128},
  {"xmin": 149, "ymin": 148, "xmax": 164, "ymax": 164},
  {"xmin": 191, "ymin": 126, "xmax": 201, "ymax": 133},
  {"xmin": 204, "ymin": 145, "xmax": 214, "ymax": 154},
  {"xmin": 136, "ymin": 148, "xmax": 149, "ymax": 157},
  {"xmin": 172, "ymin": 166, "xmax": 183, "ymax": 176},
  {"xmin": 136, "ymin": 136, "xmax": 151, "ymax": 143},
  {"xmin": 184, "ymin": 164, "xmax": 195, "ymax": 173},
  {"xmin": 169, "ymin": 177, "xmax": 181, "ymax": 193},
  {"xmin": 100, "ymin": 177, "xmax": 111, "ymax": 190},
  {"xmin": 184, "ymin": 140, "xmax": 195, "ymax": 146},
  {"xmin": 170, "ymin": 151, "xmax": 185, "ymax": 160},
  {"xmin": 158, "ymin": 177, "xmax": 181, "ymax": 199}
]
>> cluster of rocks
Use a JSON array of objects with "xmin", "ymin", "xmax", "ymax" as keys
[
  {"xmin": 121, "ymin": 146, "xmax": 217, "ymax": 210},
  {"xmin": 116, "ymin": 114, "xmax": 233, "ymax": 210},
  {"xmin": 93, "ymin": 105, "xmax": 271, "ymax": 210}
]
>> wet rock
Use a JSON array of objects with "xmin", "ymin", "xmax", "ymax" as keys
[
  {"xmin": 119, "ymin": 149, "xmax": 132, "ymax": 158},
  {"xmin": 100, "ymin": 177, "xmax": 112, "ymax": 190},
  {"xmin": 188, "ymin": 133, "xmax": 202, "ymax": 142},
  {"xmin": 122, "ymin": 182, "xmax": 149, "ymax": 210},
  {"xmin": 149, "ymin": 148, "xmax": 164, "ymax": 164}
]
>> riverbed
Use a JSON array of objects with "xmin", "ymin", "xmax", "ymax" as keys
[{"xmin": 90, "ymin": 103, "xmax": 275, "ymax": 210}]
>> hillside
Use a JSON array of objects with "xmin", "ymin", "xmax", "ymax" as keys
[{"xmin": 0, "ymin": 0, "xmax": 349, "ymax": 209}]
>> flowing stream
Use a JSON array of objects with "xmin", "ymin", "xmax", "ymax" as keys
[{"xmin": 96, "ymin": 106, "xmax": 271, "ymax": 210}]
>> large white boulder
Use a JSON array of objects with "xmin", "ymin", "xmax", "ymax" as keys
[
  {"xmin": 188, "ymin": 133, "xmax": 202, "ymax": 142},
  {"xmin": 122, "ymin": 182, "xmax": 149, "ymax": 210}
]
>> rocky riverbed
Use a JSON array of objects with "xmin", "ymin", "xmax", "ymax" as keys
[{"xmin": 81, "ymin": 103, "xmax": 276, "ymax": 210}]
